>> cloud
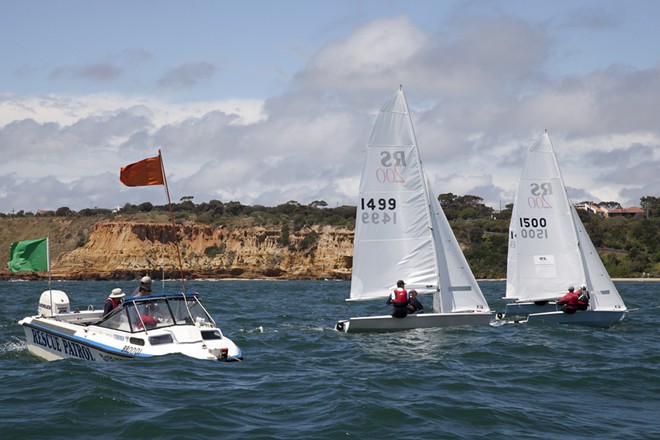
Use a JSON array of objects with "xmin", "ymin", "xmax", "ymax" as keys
[
  {"xmin": 49, "ymin": 63, "xmax": 123, "ymax": 83},
  {"xmin": 158, "ymin": 61, "xmax": 218, "ymax": 88},
  {"xmin": 0, "ymin": 11, "xmax": 659, "ymax": 214},
  {"xmin": 558, "ymin": 5, "xmax": 623, "ymax": 30}
]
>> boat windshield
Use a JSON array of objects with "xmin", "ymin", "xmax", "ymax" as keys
[
  {"xmin": 167, "ymin": 296, "xmax": 214, "ymax": 326},
  {"xmin": 97, "ymin": 295, "xmax": 214, "ymax": 333}
]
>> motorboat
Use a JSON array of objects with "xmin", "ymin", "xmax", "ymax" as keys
[{"xmin": 19, "ymin": 289, "xmax": 243, "ymax": 362}]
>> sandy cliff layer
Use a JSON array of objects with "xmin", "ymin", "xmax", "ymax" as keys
[{"xmin": 49, "ymin": 221, "xmax": 354, "ymax": 280}]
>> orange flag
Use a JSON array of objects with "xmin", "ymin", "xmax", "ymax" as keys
[{"xmin": 120, "ymin": 155, "xmax": 165, "ymax": 186}]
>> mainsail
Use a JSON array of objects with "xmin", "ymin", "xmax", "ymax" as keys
[
  {"xmin": 505, "ymin": 130, "xmax": 627, "ymax": 315},
  {"xmin": 349, "ymin": 88, "xmax": 489, "ymax": 314},
  {"xmin": 505, "ymin": 131, "xmax": 584, "ymax": 302}
]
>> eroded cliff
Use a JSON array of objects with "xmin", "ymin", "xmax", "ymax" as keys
[{"xmin": 50, "ymin": 221, "xmax": 354, "ymax": 280}]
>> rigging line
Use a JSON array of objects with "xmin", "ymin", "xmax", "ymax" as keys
[
  {"xmin": 158, "ymin": 150, "xmax": 196, "ymax": 327},
  {"xmin": 367, "ymin": 302, "xmax": 389, "ymax": 316},
  {"xmin": 159, "ymin": 149, "xmax": 186, "ymax": 294}
]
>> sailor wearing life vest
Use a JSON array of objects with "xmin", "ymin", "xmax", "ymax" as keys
[
  {"xmin": 104, "ymin": 288, "xmax": 126, "ymax": 316},
  {"xmin": 557, "ymin": 285, "xmax": 589, "ymax": 314},
  {"xmin": 386, "ymin": 280, "xmax": 410, "ymax": 318}
]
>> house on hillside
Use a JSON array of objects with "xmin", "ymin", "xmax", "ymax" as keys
[
  {"xmin": 577, "ymin": 203, "xmax": 609, "ymax": 217},
  {"xmin": 607, "ymin": 207, "xmax": 644, "ymax": 218},
  {"xmin": 575, "ymin": 203, "xmax": 644, "ymax": 219}
]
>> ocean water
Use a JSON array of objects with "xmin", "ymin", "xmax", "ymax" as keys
[{"xmin": 1, "ymin": 279, "xmax": 658, "ymax": 440}]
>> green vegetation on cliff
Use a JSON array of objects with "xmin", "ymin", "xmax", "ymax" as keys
[{"xmin": 1, "ymin": 195, "xmax": 658, "ymax": 279}]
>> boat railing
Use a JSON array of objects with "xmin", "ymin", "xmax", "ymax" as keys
[{"xmin": 52, "ymin": 310, "xmax": 104, "ymax": 324}]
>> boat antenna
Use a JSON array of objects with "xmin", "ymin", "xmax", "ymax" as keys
[
  {"xmin": 46, "ymin": 234, "xmax": 52, "ymax": 291},
  {"xmin": 47, "ymin": 235, "xmax": 53, "ymax": 317}
]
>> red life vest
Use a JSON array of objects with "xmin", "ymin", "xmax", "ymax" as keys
[
  {"xmin": 392, "ymin": 288, "xmax": 409, "ymax": 305},
  {"xmin": 105, "ymin": 297, "xmax": 121, "ymax": 309},
  {"xmin": 557, "ymin": 291, "xmax": 581, "ymax": 313}
]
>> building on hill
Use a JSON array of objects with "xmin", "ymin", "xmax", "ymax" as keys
[
  {"xmin": 607, "ymin": 207, "xmax": 644, "ymax": 218},
  {"xmin": 575, "ymin": 203, "xmax": 643, "ymax": 218},
  {"xmin": 576, "ymin": 203, "xmax": 609, "ymax": 217}
]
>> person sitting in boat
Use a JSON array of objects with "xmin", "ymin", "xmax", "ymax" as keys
[
  {"xmin": 407, "ymin": 289, "xmax": 424, "ymax": 314},
  {"xmin": 137, "ymin": 299, "xmax": 169, "ymax": 329},
  {"xmin": 577, "ymin": 284, "xmax": 590, "ymax": 311},
  {"xmin": 386, "ymin": 280, "xmax": 410, "ymax": 318},
  {"xmin": 103, "ymin": 288, "xmax": 126, "ymax": 316},
  {"xmin": 133, "ymin": 276, "xmax": 153, "ymax": 296},
  {"xmin": 556, "ymin": 286, "xmax": 583, "ymax": 314}
]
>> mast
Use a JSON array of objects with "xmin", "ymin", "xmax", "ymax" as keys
[{"xmin": 400, "ymin": 86, "xmax": 443, "ymax": 296}]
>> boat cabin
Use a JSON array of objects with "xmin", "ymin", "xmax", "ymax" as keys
[{"xmin": 99, "ymin": 293, "xmax": 219, "ymax": 335}]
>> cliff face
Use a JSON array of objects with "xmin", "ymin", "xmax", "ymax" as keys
[{"xmin": 53, "ymin": 221, "xmax": 354, "ymax": 280}]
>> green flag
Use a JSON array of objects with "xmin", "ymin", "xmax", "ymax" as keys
[{"xmin": 8, "ymin": 238, "xmax": 48, "ymax": 272}]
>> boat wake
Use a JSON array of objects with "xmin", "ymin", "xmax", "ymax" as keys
[{"xmin": 0, "ymin": 337, "xmax": 28, "ymax": 357}]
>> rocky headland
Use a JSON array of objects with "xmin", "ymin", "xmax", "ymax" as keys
[{"xmin": 0, "ymin": 219, "xmax": 354, "ymax": 281}]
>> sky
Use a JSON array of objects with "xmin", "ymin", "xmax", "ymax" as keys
[{"xmin": 1, "ymin": 0, "xmax": 659, "ymax": 213}]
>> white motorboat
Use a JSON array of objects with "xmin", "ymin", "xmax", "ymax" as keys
[{"xmin": 19, "ymin": 289, "xmax": 243, "ymax": 362}]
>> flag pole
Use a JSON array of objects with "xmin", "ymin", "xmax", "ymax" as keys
[
  {"xmin": 47, "ymin": 235, "xmax": 53, "ymax": 317},
  {"xmin": 159, "ymin": 150, "xmax": 186, "ymax": 293},
  {"xmin": 47, "ymin": 235, "xmax": 52, "ymax": 289}
]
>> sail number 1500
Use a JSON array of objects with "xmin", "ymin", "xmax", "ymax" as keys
[
  {"xmin": 360, "ymin": 197, "xmax": 397, "ymax": 225},
  {"xmin": 517, "ymin": 217, "xmax": 548, "ymax": 239}
]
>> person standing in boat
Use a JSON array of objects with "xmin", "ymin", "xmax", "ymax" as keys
[
  {"xmin": 407, "ymin": 289, "xmax": 424, "ymax": 314},
  {"xmin": 104, "ymin": 288, "xmax": 126, "ymax": 316},
  {"xmin": 386, "ymin": 280, "xmax": 410, "ymax": 318},
  {"xmin": 133, "ymin": 276, "xmax": 153, "ymax": 296}
]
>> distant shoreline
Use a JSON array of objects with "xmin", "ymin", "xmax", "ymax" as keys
[
  {"xmin": 478, "ymin": 278, "xmax": 660, "ymax": 282},
  {"xmin": 4, "ymin": 276, "xmax": 659, "ymax": 282},
  {"xmin": 611, "ymin": 278, "xmax": 660, "ymax": 282}
]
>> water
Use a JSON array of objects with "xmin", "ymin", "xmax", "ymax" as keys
[{"xmin": 1, "ymin": 280, "xmax": 658, "ymax": 439}]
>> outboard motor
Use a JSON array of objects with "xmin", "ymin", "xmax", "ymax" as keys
[{"xmin": 38, "ymin": 290, "xmax": 70, "ymax": 317}]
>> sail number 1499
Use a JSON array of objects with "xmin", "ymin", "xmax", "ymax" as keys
[{"xmin": 360, "ymin": 197, "xmax": 397, "ymax": 225}]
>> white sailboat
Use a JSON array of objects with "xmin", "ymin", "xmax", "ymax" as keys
[
  {"xmin": 501, "ymin": 130, "xmax": 628, "ymax": 327},
  {"xmin": 335, "ymin": 87, "xmax": 492, "ymax": 332}
]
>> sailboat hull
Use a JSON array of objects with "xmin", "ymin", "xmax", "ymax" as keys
[
  {"xmin": 336, "ymin": 312, "xmax": 493, "ymax": 333},
  {"xmin": 525, "ymin": 310, "xmax": 627, "ymax": 327},
  {"xmin": 502, "ymin": 301, "xmax": 558, "ymax": 317}
]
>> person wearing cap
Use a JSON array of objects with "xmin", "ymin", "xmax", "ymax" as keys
[
  {"xmin": 556, "ymin": 286, "xmax": 581, "ymax": 314},
  {"xmin": 577, "ymin": 284, "xmax": 590, "ymax": 310},
  {"xmin": 407, "ymin": 289, "xmax": 424, "ymax": 314},
  {"xmin": 386, "ymin": 280, "xmax": 410, "ymax": 318},
  {"xmin": 104, "ymin": 288, "xmax": 126, "ymax": 316},
  {"xmin": 133, "ymin": 275, "xmax": 153, "ymax": 297}
]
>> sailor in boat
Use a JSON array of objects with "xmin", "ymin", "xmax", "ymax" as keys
[
  {"xmin": 386, "ymin": 280, "xmax": 410, "ymax": 318},
  {"xmin": 133, "ymin": 276, "xmax": 153, "ymax": 297},
  {"xmin": 577, "ymin": 284, "xmax": 590, "ymax": 310},
  {"xmin": 556, "ymin": 286, "xmax": 589, "ymax": 314},
  {"xmin": 103, "ymin": 288, "xmax": 126, "ymax": 316},
  {"xmin": 407, "ymin": 290, "xmax": 424, "ymax": 314}
]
